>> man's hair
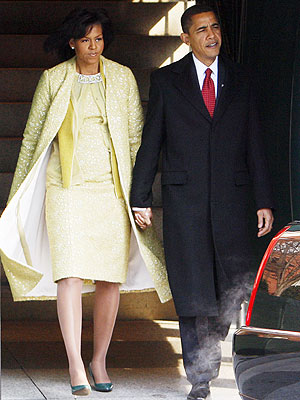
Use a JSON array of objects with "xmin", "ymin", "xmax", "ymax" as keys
[{"xmin": 181, "ymin": 5, "xmax": 218, "ymax": 33}]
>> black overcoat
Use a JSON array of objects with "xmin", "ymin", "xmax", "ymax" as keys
[{"xmin": 130, "ymin": 53, "xmax": 274, "ymax": 317}]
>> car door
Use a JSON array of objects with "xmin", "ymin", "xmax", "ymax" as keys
[{"xmin": 233, "ymin": 221, "xmax": 300, "ymax": 400}]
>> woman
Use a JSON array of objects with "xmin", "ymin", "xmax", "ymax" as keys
[{"xmin": 0, "ymin": 8, "xmax": 171, "ymax": 397}]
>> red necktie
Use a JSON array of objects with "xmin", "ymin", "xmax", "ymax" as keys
[{"xmin": 202, "ymin": 68, "xmax": 215, "ymax": 118}]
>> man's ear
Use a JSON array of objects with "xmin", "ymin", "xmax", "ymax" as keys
[{"xmin": 180, "ymin": 32, "xmax": 190, "ymax": 46}]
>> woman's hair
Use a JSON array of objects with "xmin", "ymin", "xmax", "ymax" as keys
[{"xmin": 44, "ymin": 8, "xmax": 114, "ymax": 61}]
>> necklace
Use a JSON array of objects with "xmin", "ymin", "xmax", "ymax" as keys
[{"xmin": 77, "ymin": 73, "xmax": 102, "ymax": 84}]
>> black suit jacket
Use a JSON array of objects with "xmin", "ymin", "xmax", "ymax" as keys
[{"xmin": 131, "ymin": 52, "xmax": 274, "ymax": 316}]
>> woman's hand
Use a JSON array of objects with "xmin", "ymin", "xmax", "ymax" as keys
[{"xmin": 134, "ymin": 208, "xmax": 153, "ymax": 230}]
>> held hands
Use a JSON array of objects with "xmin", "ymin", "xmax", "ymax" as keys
[
  {"xmin": 134, "ymin": 207, "xmax": 274, "ymax": 235},
  {"xmin": 134, "ymin": 208, "xmax": 153, "ymax": 230},
  {"xmin": 257, "ymin": 208, "xmax": 274, "ymax": 237}
]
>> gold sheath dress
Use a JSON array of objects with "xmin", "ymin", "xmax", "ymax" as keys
[{"xmin": 45, "ymin": 73, "xmax": 131, "ymax": 283}]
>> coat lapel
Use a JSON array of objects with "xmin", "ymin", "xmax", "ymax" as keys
[
  {"xmin": 213, "ymin": 56, "xmax": 237, "ymax": 124},
  {"xmin": 173, "ymin": 53, "xmax": 211, "ymax": 122},
  {"xmin": 47, "ymin": 59, "xmax": 76, "ymax": 138},
  {"xmin": 101, "ymin": 57, "xmax": 132, "ymax": 191},
  {"xmin": 103, "ymin": 58, "xmax": 123, "ymax": 156},
  {"xmin": 172, "ymin": 54, "xmax": 239, "ymax": 124},
  {"xmin": 30, "ymin": 58, "xmax": 76, "ymax": 168},
  {"xmin": 103, "ymin": 56, "xmax": 118, "ymax": 136}
]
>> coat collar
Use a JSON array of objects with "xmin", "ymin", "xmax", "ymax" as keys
[
  {"xmin": 42, "ymin": 57, "xmax": 77, "ymax": 147},
  {"xmin": 46, "ymin": 55, "xmax": 117, "ymax": 146},
  {"xmin": 46, "ymin": 56, "xmax": 108, "ymax": 144},
  {"xmin": 213, "ymin": 56, "xmax": 237, "ymax": 124},
  {"xmin": 172, "ymin": 53, "xmax": 211, "ymax": 121},
  {"xmin": 171, "ymin": 52, "xmax": 238, "ymax": 124}
]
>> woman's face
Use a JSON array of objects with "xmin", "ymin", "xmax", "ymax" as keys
[{"xmin": 69, "ymin": 24, "xmax": 104, "ymax": 69}]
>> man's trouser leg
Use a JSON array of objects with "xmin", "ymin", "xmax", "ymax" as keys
[{"xmin": 179, "ymin": 315, "xmax": 230, "ymax": 385}]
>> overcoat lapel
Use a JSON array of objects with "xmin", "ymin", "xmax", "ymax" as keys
[
  {"xmin": 43, "ymin": 61, "xmax": 76, "ymax": 146},
  {"xmin": 104, "ymin": 59, "xmax": 121, "ymax": 148},
  {"xmin": 173, "ymin": 53, "xmax": 211, "ymax": 122},
  {"xmin": 104, "ymin": 58, "xmax": 131, "ymax": 192},
  {"xmin": 172, "ymin": 54, "xmax": 239, "ymax": 125},
  {"xmin": 213, "ymin": 57, "xmax": 237, "ymax": 124},
  {"xmin": 31, "ymin": 59, "xmax": 77, "ymax": 169}
]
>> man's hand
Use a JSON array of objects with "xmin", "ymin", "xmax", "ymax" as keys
[
  {"xmin": 134, "ymin": 208, "xmax": 153, "ymax": 230},
  {"xmin": 257, "ymin": 208, "xmax": 274, "ymax": 237}
]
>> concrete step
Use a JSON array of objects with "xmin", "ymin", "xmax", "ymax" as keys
[
  {"xmin": 1, "ymin": 320, "xmax": 240, "ymax": 400},
  {"xmin": 0, "ymin": 172, "xmax": 13, "ymax": 208},
  {"xmin": 1, "ymin": 281, "xmax": 176, "ymax": 321},
  {"xmin": 0, "ymin": 34, "xmax": 183, "ymax": 68},
  {"xmin": 0, "ymin": 69, "xmax": 43, "ymax": 102},
  {"xmin": 0, "ymin": 1, "xmax": 187, "ymax": 36},
  {"xmin": 0, "ymin": 103, "xmax": 31, "ymax": 138},
  {"xmin": 0, "ymin": 102, "xmax": 150, "ymax": 138},
  {"xmin": 0, "ymin": 67, "xmax": 153, "ymax": 102},
  {"xmin": 0, "ymin": 138, "xmax": 21, "ymax": 172}
]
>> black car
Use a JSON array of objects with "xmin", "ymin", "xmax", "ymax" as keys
[{"xmin": 233, "ymin": 221, "xmax": 300, "ymax": 400}]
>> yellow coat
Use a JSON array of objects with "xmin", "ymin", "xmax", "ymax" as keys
[{"xmin": 0, "ymin": 56, "xmax": 172, "ymax": 303}]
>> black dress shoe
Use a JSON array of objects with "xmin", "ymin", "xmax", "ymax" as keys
[{"xmin": 187, "ymin": 382, "xmax": 210, "ymax": 399}]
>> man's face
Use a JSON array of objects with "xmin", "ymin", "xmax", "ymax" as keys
[{"xmin": 181, "ymin": 12, "xmax": 221, "ymax": 66}]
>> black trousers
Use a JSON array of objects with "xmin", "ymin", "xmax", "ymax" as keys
[{"xmin": 179, "ymin": 315, "xmax": 231, "ymax": 385}]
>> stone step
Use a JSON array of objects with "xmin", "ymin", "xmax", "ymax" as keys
[
  {"xmin": 0, "ymin": 34, "xmax": 183, "ymax": 68},
  {"xmin": 0, "ymin": 1, "xmax": 189, "ymax": 36},
  {"xmin": 0, "ymin": 103, "xmax": 31, "ymax": 138},
  {"xmin": 0, "ymin": 69, "xmax": 42, "ymax": 102},
  {"xmin": 0, "ymin": 102, "xmax": 150, "ymax": 138},
  {"xmin": 0, "ymin": 67, "xmax": 153, "ymax": 102},
  {"xmin": 0, "ymin": 138, "xmax": 21, "ymax": 172},
  {"xmin": 1, "ymin": 265, "xmax": 176, "ymax": 321},
  {"xmin": 0, "ymin": 172, "xmax": 13, "ymax": 208}
]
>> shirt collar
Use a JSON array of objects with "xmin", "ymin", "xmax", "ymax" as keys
[{"xmin": 192, "ymin": 54, "xmax": 218, "ymax": 78}]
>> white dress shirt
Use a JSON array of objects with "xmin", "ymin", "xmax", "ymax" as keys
[{"xmin": 192, "ymin": 54, "xmax": 218, "ymax": 98}]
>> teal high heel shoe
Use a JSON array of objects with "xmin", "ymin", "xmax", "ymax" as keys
[
  {"xmin": 88, "ymin": 363, "xmax": 113, "ymax": 392},
  {"xmin": 71, "ymin": 384, "xmax": 91, "ymax": 396}
]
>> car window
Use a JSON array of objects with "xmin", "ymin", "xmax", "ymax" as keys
[{"xmin": 250, "ymin": 224, "xmax": 300, "ymax": 331}]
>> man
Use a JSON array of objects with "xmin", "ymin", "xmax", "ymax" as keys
[{"xmin": 130, "ymin": 5, "xmax": 274, "ymax": 400}]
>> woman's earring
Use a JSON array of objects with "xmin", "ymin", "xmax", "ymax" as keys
[{"xmin": 71, "ymin": 46, "xmax": 75, "ymax": 49}]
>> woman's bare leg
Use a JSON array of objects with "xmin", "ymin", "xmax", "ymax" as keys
[
  {"xmin": 90, "ymin": 281, "xmax": 120, "ymax": 383},
  {"xmin": 57, "ymin": 277, "xmax": 88, "ymax": 386}
]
